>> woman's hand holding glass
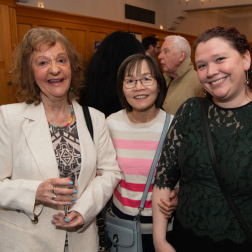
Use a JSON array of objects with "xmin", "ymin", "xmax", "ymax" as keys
[
  {"xmin": 47, "ymin": 172, "xmax": 83, "ymax": 229},
  {"xmin": 63, "ymin": 171, "xmax": 77, "ymax": 216},
  {"xmin": 35, "ymin": 177, "xmax": 77, "ymax": 206}
]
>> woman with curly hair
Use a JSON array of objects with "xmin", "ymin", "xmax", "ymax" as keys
[
  {"xmin": 153, "ymin": 26, "xmax": 252, "ymax": 252},
  {"xmin": 0, "ymin": 28, "xmax": 121, "ymax": 252}
]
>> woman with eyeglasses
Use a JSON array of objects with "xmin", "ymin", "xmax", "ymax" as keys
[{"xmin": 106, "ymin": 54, "xmax": 177, "ymax": 252}]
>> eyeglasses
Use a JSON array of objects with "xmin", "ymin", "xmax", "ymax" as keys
[{"xmin": 123, "ymin": 76, "xmax": 155, "ymax": 89}]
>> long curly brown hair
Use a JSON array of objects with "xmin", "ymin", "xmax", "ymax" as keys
[{"xmin": 12, "ymin": 28, "xmax": 84, "ymax": 104}]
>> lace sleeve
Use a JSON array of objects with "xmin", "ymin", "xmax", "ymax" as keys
[{"xmin": 153, "ymin": 99, "xmax": 193, "ymax": 189}]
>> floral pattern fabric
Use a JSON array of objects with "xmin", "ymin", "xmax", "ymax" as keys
[{"xmin": 154, "ymin": 97, "xmax": 252, "ymax": 243}]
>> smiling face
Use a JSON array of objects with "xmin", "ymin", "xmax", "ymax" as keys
[
  {"xmin": 195, "ymin": 37, "xmax": 251, "ymax": 107},
  {"xmin": 31, "ymin": 41, "xmax": 72, "ymax": 104},
  {"xmin": 123, "ymin": 60, "xmax": 159, "ymax": 114}
]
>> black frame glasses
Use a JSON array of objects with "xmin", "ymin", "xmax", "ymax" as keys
[{"xmin": 123, "ymin": 76, "xmax": 155, "ymax": 89}]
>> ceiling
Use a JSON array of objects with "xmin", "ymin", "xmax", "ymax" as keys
[
  {"xmin": 188, "ymin": 4, "xmax": 252, "ymax": 15},
  {"xmin": 216, "ymin": 5, "xmax": 252, "ymax": 14}
]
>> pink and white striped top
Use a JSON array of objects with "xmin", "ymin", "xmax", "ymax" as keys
[{"xmin": 106, "ymin": 109, "xmax": 173, "ymax": 234}]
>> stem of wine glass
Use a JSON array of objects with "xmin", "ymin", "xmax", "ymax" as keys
[
  {"xmin": 64, "ymin": 170, "xmax": 77, "ymax": 217},
  {"xmin": 64, "ymin": 205, "xmax": 69, "ymax": 217}
]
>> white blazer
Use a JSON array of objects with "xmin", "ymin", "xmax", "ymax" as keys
[{"xmin": 0, "ymin": 100, "xmax": 121, "ymax": 252}]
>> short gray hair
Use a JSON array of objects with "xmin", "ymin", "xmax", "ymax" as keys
[{"xmin": 165, "ymin": 35, "xmax": 191, "ymax": 58}]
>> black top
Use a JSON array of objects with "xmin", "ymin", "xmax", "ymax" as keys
[{"xmin": 154, "ymin": 97, "xmax": 252, "ymax": 244}]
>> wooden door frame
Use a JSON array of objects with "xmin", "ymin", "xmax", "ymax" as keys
[{"xmin": 0, "ymin": 0, "xmax": 16, "ymax": 7}]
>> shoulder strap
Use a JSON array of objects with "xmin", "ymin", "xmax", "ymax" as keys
[
  {"xmin": 138, "ymin": 113, "xmax": 171, "ymax": 214},
  {"xmin": 82, "ymin": 107, "xmax": 105, "ymax": 221},
  {"xmin": 82, "ymin": 106, "xmax": 93, "ymax": 140},
  {"xmin": 201, "ymin": 99, "xmax": 252, "ymax": 244}
]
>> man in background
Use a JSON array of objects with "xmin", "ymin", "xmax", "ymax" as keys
[
  {"xmin": 142, "ymin": 36, "xmax": 160, "ymax": 58},
  {"xmin": 158, "ymin": 35, "xmax": 201, "ymax": 115}
]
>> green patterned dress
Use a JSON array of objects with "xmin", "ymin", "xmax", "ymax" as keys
[{"xmin": 154, "ymin": 97, "xmax": 252, "ymax": 251}]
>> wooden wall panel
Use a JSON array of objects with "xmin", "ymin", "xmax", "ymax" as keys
[
  {"xmin": 0, "ymin": 69, "xmax": 16, "ymax": 104},
  {"xmin": 65, "ymin": 28, "xmax": 86, "ymax": 60},
  {"xmin": 17, "ymin": 23, "xmax": 32, "ymax": 42},
  {"xmin": 9, "ymin": 7, "xmax": 18, "ymax": 51},
  {"xmin": 87, "ymin": 31, "xmax": 107, "ymax": 59},
  {"xmin": 15, "ymin": 5, "xmax": 198, "ymax": 65},
  {"xmin": 38, "ymin": 26, "xmax": 61, "ymax": 32},
  {"xmin": 0, "ymin": 4, "xmax": 17, "ymax": 105},
  {"xmin": 1, "ymin": 5, "xmax": 12, "ymax": 70},
  {"xmin": 0, "ymin": 0, "xmax": 16, "ymax": 7},
  {"xmin": 0, "ymin": 7, "xmax": 4, "ymax": 62}
]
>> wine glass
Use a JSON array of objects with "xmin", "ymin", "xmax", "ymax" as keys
[{"xmin": 64, "ymin": 170, "xmax": 77, "ymax": 216}]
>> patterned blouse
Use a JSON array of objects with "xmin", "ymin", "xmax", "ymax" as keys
[
  {"xmin": 49, "ymin": 121, "xmax": 81, "ymax": 251},
  {"xmin": 49, "ymin": 122, "xmax": 81, "ymax": 181},
  {"xmin": 154, "ymin": 97, "xmax": 252, "ymax": 243}
]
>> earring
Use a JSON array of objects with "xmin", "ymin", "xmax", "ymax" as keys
[
  {"xmin": 245, "ymin": 70, "xmax": 249, "ymax": 85},
  {"xmin": 70, "ymin": 87, "xmax": 74, "ymax": 91},
  {"xmin": 202, "ymin": 89, "xmax": 207, "ymax": 97}
]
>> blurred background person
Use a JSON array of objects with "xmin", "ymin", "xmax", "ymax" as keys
[
  {"xmin": 0, "ymin": 28, "xmax": 121, "ymax": 252},
  {"xmin": 158, "ymin": 35, "xmax": 201, "ymax": 115},
  {"xmin": 142, "ymin": 36, "xmax": 160, "ymax": 58},
  {"xmin": 79, "ymin": 31, "xmax": 145, "ymax": 117}
]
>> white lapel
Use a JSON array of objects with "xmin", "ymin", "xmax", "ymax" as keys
[
  {"xmin": 73, "ymin": 101, "xmax": 97, "ymax": 194},
  {"xmin": 22, "ymin": 102, "xmax": 59, "ymax": 180}
]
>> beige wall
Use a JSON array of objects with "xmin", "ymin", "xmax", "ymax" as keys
[
  {"xmin": 18, "ymin": 0, "xmax": 252, "ymax": 33},
  {"xmin": 175, "ymin": 11, "xmax": 230, "ymax": 37},
  {"xmin": 175, "ymin": 11, "xmax": 252, "ymax": 42},
  {"xmin": 17, "ymin": 0, "xmax": 169, "ymax": 30},
  {"xmin": 230, "ymin": 15, "xmax": 252, "ymax": 41},
  {"xmin": 16, "ymin": 0, "xmax": 252, "ymax": 41}
]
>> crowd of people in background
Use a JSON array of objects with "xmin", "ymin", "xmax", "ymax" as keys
[{"xmin": 0, "ymin": 24, "xmax": 251, "ymax": 252}]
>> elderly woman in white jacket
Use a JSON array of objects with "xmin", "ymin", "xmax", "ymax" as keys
[{"xmin": 0, "ymin": 28, "xmax": 121, "ymax": 252}]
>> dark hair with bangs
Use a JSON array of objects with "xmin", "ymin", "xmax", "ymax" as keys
[
  {"xmin": 12, "ymin": 28, "xmax": 84, "ymax": 104},
  {"xmin": 194, "ymin": 26, "xmax": 252, "ymax": 97},
  {"xmin": 117, "ymin": 54, "xmax": 166, "ymax": 111}
]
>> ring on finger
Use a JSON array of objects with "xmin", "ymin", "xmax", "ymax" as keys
[
  {"xmin": 51, "ymin": 186, "xmax": 56, "ymax": 194},
  {"xmin": 52, "ymin": 195, "xmax": 57, "ymax": 200}
]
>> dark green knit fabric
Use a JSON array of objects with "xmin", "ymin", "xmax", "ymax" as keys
[{"xmin": 154, "ymin": 97, "xmax": 252, "ymax": 243}]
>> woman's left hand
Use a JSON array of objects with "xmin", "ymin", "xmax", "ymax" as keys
[{"xmin": 52, "ymin": 211, "xmax": 84, "ymax": 229}]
